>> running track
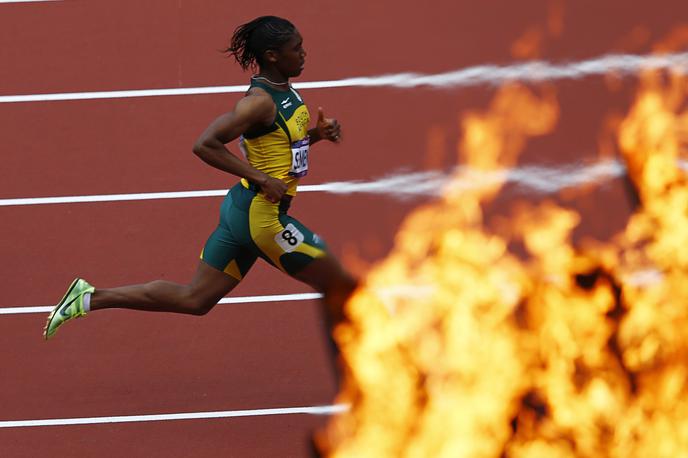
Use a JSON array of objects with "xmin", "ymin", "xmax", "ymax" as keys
[{"xmin": 1, "ymin": 1, "xmax": 685, "ymax": 456}]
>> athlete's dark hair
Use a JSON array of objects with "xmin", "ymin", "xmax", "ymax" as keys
[{"xmin": 226, "ymin": 16, "xmax": 297, "ymax": 71}]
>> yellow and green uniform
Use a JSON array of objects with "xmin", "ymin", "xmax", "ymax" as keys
[
  {"xmin": 200, "ymin": 80, "xmax": 328, "ymax": 280},
  {"xmin": 239, "ymin": 80, "xmax": 311, "ymax": 196}
]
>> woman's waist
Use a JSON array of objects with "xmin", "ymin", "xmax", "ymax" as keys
[
  {"xmin": 242, "ymin": 137, "xmax": 310, "ymax": 187},
  {"xmin": 239, "ymin": 174, "xmax": 298, "ymax": 196},
  {"xmin": 235, "ymin": 179, "xmax": 294, "ymax": 213}
]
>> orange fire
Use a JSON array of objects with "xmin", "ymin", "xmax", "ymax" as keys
[{"xmin": 318, "ymin": 61, "xmax": 688, "ymax": 457}]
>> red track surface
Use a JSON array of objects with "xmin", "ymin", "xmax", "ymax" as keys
[{"xmin": 1, "ymin": 0, "xmax": 686, "ymax": 456}]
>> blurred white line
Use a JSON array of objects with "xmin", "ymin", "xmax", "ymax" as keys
[
  {"xmin": 1, "ymin": 51, "xmax": 687, "ymax": 103},
  {"xmin": 0, "ymin": 160, "xmax": 631, "ymax": 207}
]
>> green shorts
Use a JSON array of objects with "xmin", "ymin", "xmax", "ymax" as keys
[{"xmin": 200, "ymin": 182, "xmax": 329, "ymax": 280}]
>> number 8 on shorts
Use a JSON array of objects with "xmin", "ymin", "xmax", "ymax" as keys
[{"xmin": 275, "ymin": 223, "xmax": 305, "ymax": 253}]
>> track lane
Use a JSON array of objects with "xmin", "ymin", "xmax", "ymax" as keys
[
  {"xmin": 0, "ymin": 80, "xmax": 648, "ymax": 201},
  {"xmin": 0, "ymin": 301, "xmax": 336, "ymax": 420},
  {"xmin": 1, "ymin": 0, "xmax": 685, "ymax": 95},
  {"xmin": 0, "ymin": 0, "xmax": 539, "ymax": 94},
  {"xmin": 0, "ymin": 194, "xmax": 419, "ymax": 308},
  {"xmin": 0, "ymin": 88, "xmax": 468, "ymax": 199}
]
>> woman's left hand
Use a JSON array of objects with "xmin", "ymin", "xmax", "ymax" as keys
[{"xmin": 315, "ymin": 107, "xmax": 342, "ymax": 143}]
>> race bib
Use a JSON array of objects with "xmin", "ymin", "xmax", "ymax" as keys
[
  {"xmin": 275, "ymin": 223, "xmax": 305, "ymax": 253},
  {"xmin": 289, "ymin": 137, "xmax": 310, "ymax": 177}
]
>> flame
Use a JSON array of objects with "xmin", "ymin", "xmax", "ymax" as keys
[
  {"xmin": 511, "ymin": 27, "xmax": 544, "ymax": 59},
  {"xmin": 511, "ymin": 1, "xmax": 565, "ymax": 60},
  {"xmin": 319, "ymin": 55, "xmax": 688, "ymax": 457}
]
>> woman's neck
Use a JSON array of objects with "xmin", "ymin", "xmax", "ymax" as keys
[{"xmin": 252, "ymin": 69, "xmax": 289, "ymax": 89}]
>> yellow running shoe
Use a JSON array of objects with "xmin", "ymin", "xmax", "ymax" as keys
[{"xmin": 43, "ymin": 278, "xmax": 94, "ymax": 340}]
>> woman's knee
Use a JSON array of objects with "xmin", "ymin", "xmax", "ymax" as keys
[
  {"xmin": 163, "ymin": 285, "xmax": 215, "ymax": 316},
  {"xmin": 184, "ymin": 261, "xmax": 241, "ymax": 315},
  {"xmin": 311, "ymin": 261, "xmax": 358, "ymax": 302},
  {"xmin": 184, "ymin": 292, "xmax": 217, "ymax": 315},
  {"xmin": 189, "ymin": 300, "xmax": 214, "ymax": 315},
  {"xmin": 294, "ymin": 256, "xmax": 352, "ymax": 292}
]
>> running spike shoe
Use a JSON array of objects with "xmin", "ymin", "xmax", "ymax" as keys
[{"xmin": 43, "ymin": 278, "xmax": 94, "ymax": 340}]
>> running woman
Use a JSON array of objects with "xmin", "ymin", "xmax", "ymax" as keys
[{"xmin": 44, "ymin": 16, "xmax": 357, "ymax": 344}]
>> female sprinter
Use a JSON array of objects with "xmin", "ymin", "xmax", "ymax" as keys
[{"xmin": 44, "ymin": 16, "xmax": 357, "ymax": 348}]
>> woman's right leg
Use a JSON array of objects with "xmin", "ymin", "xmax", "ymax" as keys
[
  {"xmin": 89, "ymin": 188, "xmax": 258, "ymax": 316},
  {"xmin": 91, "ymin": 259, "xmax": 240, "ymax": 316},
  {"xmin": 44, "ymin": 188, "xmax": 251, "ymax": 339},
  {"xmin": 44, "ymin": 259, "xmax": 242, "ymax": 339}
]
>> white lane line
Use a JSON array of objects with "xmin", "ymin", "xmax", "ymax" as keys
[
  {"xmin": 0, "ymin": 85, "xmax": 249, "ymax": 103},
  {"xmin": 1, "ymin": 51, "xmax": 687, "ymax": 103},
  {"xmin": 0, "ymin": 404, "xmax": 348, "ymax": 428},
  {"xmin": 0, "ymin": 292, "xmax": 323, "ymax": 315},
  {"xmin": 0, "ymin": 0, "xmax": 59, "ymax": 3},
  {"xmin": 0, "ymin": 186, "xmax": 336, "ymax": 206},
  {"xmin": 219, "ymin": 292, "xmax": 322, "ymax": 304},
  {"xmin": 0, "ymin": 189, "xmax": 229, "ymax": 206}
]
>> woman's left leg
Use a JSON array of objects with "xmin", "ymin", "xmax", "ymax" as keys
[{"xmin": 249, "ymin": 206, "xmax": 358, "ymax": 366}]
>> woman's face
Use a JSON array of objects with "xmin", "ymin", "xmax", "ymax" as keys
[{"xmin": 273, "ymin": 32, "xmax": 306, "ymax": 78}]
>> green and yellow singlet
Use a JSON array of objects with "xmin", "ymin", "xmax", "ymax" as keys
[{"xmin": 239, "ymin": 79, "xmax": 310, "ymax": 196}]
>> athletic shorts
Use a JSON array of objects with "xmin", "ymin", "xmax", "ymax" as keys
[{"xmin": 200, "ymin": 182, "xmax": 329, "ymax": 280}]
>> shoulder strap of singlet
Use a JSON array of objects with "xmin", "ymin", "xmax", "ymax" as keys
[
  {"xmin": 243, "ymin": 80, "xmax": 294, "ymax": 142},
  {"xmin": 242, "ymin": 81, "xmax": 281, "ymax": 139}
]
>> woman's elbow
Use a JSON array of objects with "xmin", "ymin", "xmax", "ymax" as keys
[
  {"xmin": 193, "ymin": 133, "xmax": 228, "ymax": 160},
  {"xmin": 192, "ymin": 138, "xmax": 209, "ymax": 158}
]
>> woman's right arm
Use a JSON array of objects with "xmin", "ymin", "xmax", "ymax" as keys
[{"xmin": 192, "ymin": 93, "xmax": 288, "ymax": 203}]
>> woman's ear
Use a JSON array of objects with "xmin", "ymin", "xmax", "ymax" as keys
[{"xmin": 263, "ymin": 49, "xmax": 279, "ymax": 64}]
